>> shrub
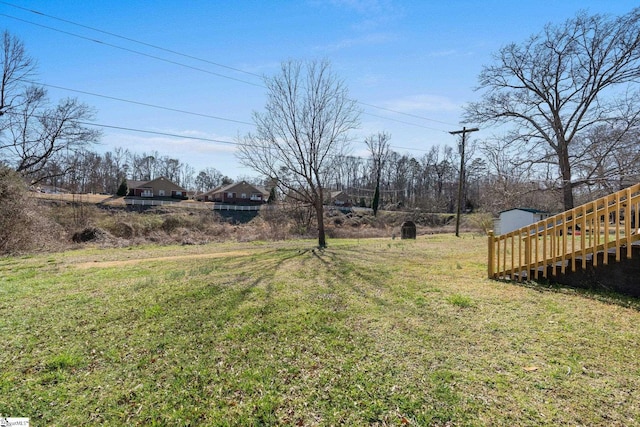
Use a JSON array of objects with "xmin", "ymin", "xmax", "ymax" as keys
[
  {"xmin": 161, "ymin": 216, "xmax": 184, "ymax": 233},
  {"xmin": 71, "ymin": 227, "xmax": 109, "ymax": 243},
  {"xmin": 0, "ymin": 167, "xmax": 31, "ymax": 253},
  {"xmin": 116, "ymin": 179, "xmax": 128, "ymax": 196},
  {"xmin": 259, "ymin": 206, "xmax": 290, "ymax": 240},
  {"xmin": 109, "ymin": 221, "xmax": 135, "ymax": 238},
  {"xmin": 0, "ymin": 168, "xmax": 67, "ymax": 253},
  {"xmin": 466, "ymin": 212, "xmax": 495, "ymax": 234}
]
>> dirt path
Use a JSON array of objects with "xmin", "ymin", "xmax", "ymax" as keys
[{"xmin": 74, "ymin": 250, "xmax": 253, "ymax": 269}]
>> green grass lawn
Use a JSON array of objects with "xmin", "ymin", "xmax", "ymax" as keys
[{"xmin": 1, "ymin": 235, "xmax": 639, "ymax": 426}]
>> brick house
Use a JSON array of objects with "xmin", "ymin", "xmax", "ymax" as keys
[
  {"xmin": 127, "ymin": 177, "xmax": 187, "ymax": 198},
  {"xmin": 198, "ymin": 181, "xmax": 269, "ymax": 204}
]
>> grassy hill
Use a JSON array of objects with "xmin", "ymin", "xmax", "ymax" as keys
[{"xmin": 1, "ymin": 235, "xmax": 639, "ymax": 425}]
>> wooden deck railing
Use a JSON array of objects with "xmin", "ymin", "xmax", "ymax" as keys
[{"xmin": 488, "ymin": 183, "xmax": 640, "ymax": 280}]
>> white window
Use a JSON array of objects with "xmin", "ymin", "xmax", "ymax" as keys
[
  {"xmin": 158, "ymin": 189, "xmax": 165, "ymax": 196},
  {"xmin": 241, "ymin": 193, "xmax": 247, "ymax": 199},
  {"xmin": 228, "ymin": 192, "xmax": 234, "ymax": 198}
]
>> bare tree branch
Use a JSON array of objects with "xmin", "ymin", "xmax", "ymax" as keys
[
  {"xmin": 465, "ymin": 8, "xmax": 640, "ymax": 209},
  {"xmin": 0, "ymin": 31, "xmax": 100, "ymax": 184},
  {"xmin": 237, "ymin": 59, "xmax": 360, "ymax": 247}
]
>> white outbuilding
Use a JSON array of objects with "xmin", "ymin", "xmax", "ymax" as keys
[{"xmin": 494, "ymin": 208, "xmax": 551, "ymax": 235}]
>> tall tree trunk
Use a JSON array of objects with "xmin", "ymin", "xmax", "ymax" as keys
[
  {"xmin": 315, "ymin": 197, "xmax": 326, "ymax": 248},
  {"xmin": 562, "ymin": 178, "xmax": 574, "ymax": 211},
  {"xmin": 372, "ymin": 185, "xmax": 380, "ymax": 216},
  {"xmin": 372, "ymin": 168, "xmax": 381, "ymax": 216},
  {"xmin": 559, "ymin": 146, "xmax": 574, "ymax": 210}
]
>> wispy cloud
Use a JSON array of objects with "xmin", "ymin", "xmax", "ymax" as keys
[
  {"xmin": 319, "ymin": 32, "xmax": 398, "ymax": 52},
  {"xmin": 329, "ymin": 0, "xmax": 403, "ymax": 29},
  {"xmin": 102, "ymin": 130, "xmax": 238, "ymax": 159},
  {"xmin": 310, "ymin": 0, "xmax": 404, "ymax": 52},
  {"xmin": 357, "ymin": 72, "xmax": 386, "ymax": 87},
  {"xmin": 383, "ymin": 94, "xmax": 460, "ymax": 113},
  {"xmin": 427, "ymin": 49, "xmax": 460, "ymax": 58}
]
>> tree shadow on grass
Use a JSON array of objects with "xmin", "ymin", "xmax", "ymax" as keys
[
  {"xmin": 511, "ymin": 278, "xmax": 640, "ymax": 312},
  {"xmin": 309, "ymin": 248, "xmax": 391, "ymax": 308}
]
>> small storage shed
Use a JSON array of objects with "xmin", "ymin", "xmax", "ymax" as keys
[
  {"xmin": 495, "ymin": 208, "xmax": 550, "ymax": 235},
  {"xmin": 401, "ymin": 221, "xmax": 417, "ymax": 239}
]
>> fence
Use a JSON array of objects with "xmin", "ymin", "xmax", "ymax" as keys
[
  {"xmin": 125, "ymin": 198, "xmax": 192, "ymax": 207},
  {"xmin": 488, "ymin": 183, "xmax": 640, "ymax": 280},
  {"xmin": 212, "ymin": 204, "xmax": 263, "ymax": 211},
  {"xmin": 124, "ymin": 198, "xmax": 266, "ymax": 211},
  {"xmin": 126, "ymin": 198, "xmax": 224, "ymax": 210}
]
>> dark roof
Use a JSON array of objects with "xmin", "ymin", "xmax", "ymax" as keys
[
  {"xmin": 212, "ymin": 181, "xmax": 269, "ymax": 195},
  {"xmin": 499, "ymin": 207, "xmax": 549, "ymax": 215},
  {"xmin": 127, "ymin": 180, "xmax": 149, "ymax": 189},
  {"xmin": 126, "ymin": 177, "xmax": 187, "ymax": 191}
]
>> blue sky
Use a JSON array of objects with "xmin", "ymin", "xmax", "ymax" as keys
[{"xmin": 1, "ymin": 0, "xmax": 638, "ymax": 179}]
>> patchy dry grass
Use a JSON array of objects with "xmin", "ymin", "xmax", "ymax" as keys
[{"xmin": 1, "ymin": 234, "xmax": 639, "ymax": 426}]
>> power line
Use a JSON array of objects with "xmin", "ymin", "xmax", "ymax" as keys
[
  {"xmin": 66, "ymin": 120, "xmax": 429, "ymax": 161},
  {"xmin": 1, "ymin": 3, "xmax": 457, "ymax": 130},
  {"xmin": 21, "ymin": 78, "xmax": 442, "ymax": 148},
  {"xmin": 1, "ymin": 104, "xmax": 450, "ymax": 175},
  {"xmin": 32, "ymin": 76, "xmax": 446, "ymax": 133},
  {"xmin": 358, "ymin": 101, "xmax": 458, "ymax": 127},
  {"xmin": 0, "ymin": 13, "xmax": 265, "ymax": 87},
  {"xmin": 20, "ymin": 78, "xmax": 255, "ymax": 126},
  {"xmin": 79, "ymin": 121, "xmax": 244, "ymax": 147},
  {"xmin": 0, "ymin": 109, "xmax": 245, "ymax": 147},
  {"xmin": 83, "ymin": 121, "xmax": 433, "ymax": 155},
  {"xmin": 362, "ymin": 111, "xmax": 451, "ymax": 133},
  {"xmin": 11, "ymin": 77, "xmax": 438, "ymax": 153},
  {"xmin": 0, "ymin": 0, "xmax": 263, "ymax": 79},
  {"xmin": 19, "ymin": 76, "xmax": 447, "ymax": 144},
  {"xmin": 1, "ymin": 6, "xmax": 457, "ymax": 152}
]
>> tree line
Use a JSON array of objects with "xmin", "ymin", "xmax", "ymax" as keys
[
  {"xmin": 30, "ymin": 131, "xmax": 640, "ymax": 217},
  {"xmin": 26, "ymin": 140, "xmax": 476, "ymax": 214},
  {"xmin": 32, "ymin": 147, "xmax": 233, "ymax": 195}
]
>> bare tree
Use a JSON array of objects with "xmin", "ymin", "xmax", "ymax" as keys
[
  {"xmin": 238, "ymin": 59, "xmax": 360, "ymax": 248},
  {"xmin": 337, "ymin": 154, "xmax": 365, "ymax": 193},
  {"xmin": 0, "ymin": 31, "xmax": 100, "ymax": 184},
  {"xmin": 0, "ymin": 31, "xmax": 35, "ymax": 118},
  {"xmin": 180, "ymin": 163, "xmax": 196, "ymax": 191},
  {"xmin": 6, "ymin": 93, "xmax": 100, "ymax": 183},
  {"xmin": 465, "ymin": 8, "xmax": 640, "ymax": 210},
  {"xmin": 574, "ymin": 124, "xmax": 640, "ymax": 196},
  {"xmin": 194, "ymin": 167, "xmax": 225, "ymax": 192},
  {"xmin": 157, "ymin": 156, "xmax": 182, "ymax": 184},
  {"xmin": 365, "ymin": 132, "xmax": 391, "ymax": 216}
]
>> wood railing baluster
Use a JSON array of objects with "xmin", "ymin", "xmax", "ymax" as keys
[{"xmin": 487, "ymin": 183, "xmax": 640, "ymax": 282}]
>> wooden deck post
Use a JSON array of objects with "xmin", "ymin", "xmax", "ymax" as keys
[
  {"xmin": 488, "ymin": 231, "xmax": 495, "ymax": 279},
  {"xmin": 626, "ymin": 188, "xmax": 632, "ymax": 259}
]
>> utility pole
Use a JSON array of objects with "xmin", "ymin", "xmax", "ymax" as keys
[{"xmin": 449, "ymin": 127, "xmax": 479, "ymax": 237}]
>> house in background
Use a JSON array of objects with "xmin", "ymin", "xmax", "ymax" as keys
[
  {"xmin": 34, "ymin": 184, "xmax": 71, "ymax": 194},
  {"xmin": 198, "ymin": 181, "xmax": 269, "ymax": 204},
  {"xmin": 328, "ymin": 190, "xmax": 352, "ymax": 207},
  {"xmin": 494, "ymin": 208, "xmax": 551, "ymax": 235},
  {"xmin": 127, "ymin": 177, "xmax": 187, "ymax": 199}
]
